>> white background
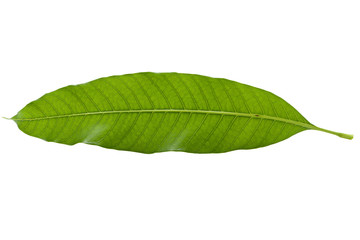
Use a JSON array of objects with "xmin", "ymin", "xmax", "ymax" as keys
[{"xmin": 0, "ymin": 1, "xmax": 359, "ymax": 239}]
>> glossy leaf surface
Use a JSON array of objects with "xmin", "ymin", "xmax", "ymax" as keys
[{"xmin": 10, "ymin": 72, "xmax": 353, "ymax": 153}]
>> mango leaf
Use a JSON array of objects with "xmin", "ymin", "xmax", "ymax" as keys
[{"xmin": 6, "ymin": 72, "xmax": 353, "ymax": 153}]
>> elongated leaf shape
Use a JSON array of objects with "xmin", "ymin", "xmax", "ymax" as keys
[{"xmin": 7, "ymin": 72, "xmax": 353, "ymax": 153}]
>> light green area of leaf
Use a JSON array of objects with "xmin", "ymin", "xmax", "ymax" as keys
[{"xmin": 8, "ymin": 72, "xmax": 353, "ymax": 153}]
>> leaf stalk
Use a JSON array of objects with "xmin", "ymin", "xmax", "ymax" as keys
[{"xmin": 312, "ymin": 126, "xmax": 353, "ymax": 140}]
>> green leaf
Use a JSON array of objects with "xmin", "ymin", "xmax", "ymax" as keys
[{"xmin": 7, "ymin": 72, "xmax": 353, "ymax": 153}]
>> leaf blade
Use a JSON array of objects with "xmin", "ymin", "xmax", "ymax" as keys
[{"xmin": 10, "ymin": 72, "xmax": 353, "ymax": 153}]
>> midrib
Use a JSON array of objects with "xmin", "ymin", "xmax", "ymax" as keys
[{"xmin": 12, "ymin": 109, "xmax": 315, "ymax": 130}]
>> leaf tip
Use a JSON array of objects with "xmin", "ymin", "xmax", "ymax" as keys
[{"xmin": 2, "ymin": 116, "xmax": 12, "ymax": 120}]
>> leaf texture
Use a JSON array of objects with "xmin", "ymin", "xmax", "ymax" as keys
[{"xmin": 9, "ymin": 72, "xmax": 353, "ymax": 153}]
